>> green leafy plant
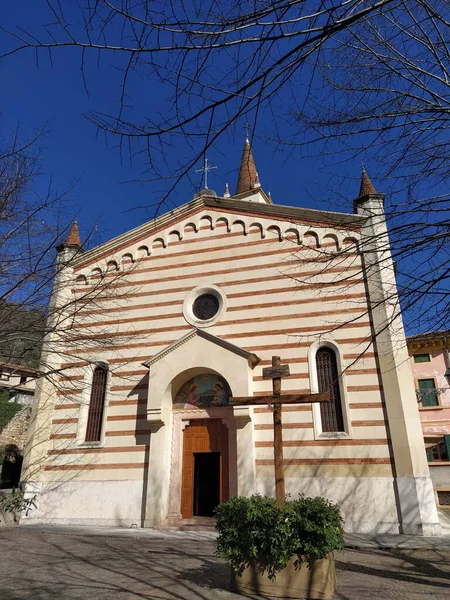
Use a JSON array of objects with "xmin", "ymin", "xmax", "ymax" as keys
[
  {"xmin": 215, "ymin": 495, "xmax": 344, "ymax": 579},
  {"xmin": 0, "ymin": 488, "xmax": 36, "ymax": 523},
  {"xmin": 0, "ymin": 390, "xmax": 23, "ymax": 433}
]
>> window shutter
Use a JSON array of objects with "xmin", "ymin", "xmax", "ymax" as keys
[
  {"xmin": 418, "ymin": 379, "xmax": 438, "ymax": 407},
  {"xmin": 85, "ymin": 366, "xmax": 107, "ymax": 442},
  {"xmin": 444, "ymin": 435, "xmax": 450, "ymax": 461},
  {"xmin": 316, "ymin": 348, "xmax": 345, "ymax": 432},
  {"xmin": 413, "ymin": 354, "xmax": 431, "ymax": 363}
]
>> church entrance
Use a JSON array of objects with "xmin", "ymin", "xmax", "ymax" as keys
[{"xmin": 181, "ymin": 419, "xmax": 229, "ymax": 518}]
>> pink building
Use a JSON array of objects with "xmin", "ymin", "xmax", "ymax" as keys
[{"xmin": 408, "ymin": 331, "xmax": 450, "ymax": 508}]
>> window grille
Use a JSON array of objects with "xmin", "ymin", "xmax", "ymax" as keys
[
  {"xmin": 85, "ymin": 366, "xmax": 107, "ymax": 442},
  {"xmin": 416, "ymin": 379, "xmax": 439, "ymax": 406},
  {"xmin": 316, "ymin": 348, "xmax": 345, "ymax": 432},
  {"xmin": 437, "ymin": 491, "xmax": 450, "ymax": 506}
]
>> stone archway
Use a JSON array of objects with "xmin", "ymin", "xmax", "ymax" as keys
[
  {"xmin": 142, "ymin": 329, "xmax": 259, "ymax": 527},
  {"xmin": 166, "ymin": 369, "xmax": 237, "ymax": 522}
]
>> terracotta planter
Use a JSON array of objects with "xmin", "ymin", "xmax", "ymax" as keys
[{"xmin": 232, "ymin": 553, "xmax": 336, "ymax": 600}]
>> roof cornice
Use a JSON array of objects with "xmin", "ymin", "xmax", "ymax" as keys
[
  {"xmin": 203, "ymin": 197, "xmax": 365, "ymax": 228},
  {"xmin": 73, "ymin": 195, "xmax": 364, "ymax": 268},
  {"xmin": 72, "ymin": 197, "xmax": 207, "ymax": 268}
]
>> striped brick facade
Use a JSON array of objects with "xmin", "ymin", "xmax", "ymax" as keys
[{"xmin": 22, "ymin": 190, "xmax": 440, "ymax": 534}]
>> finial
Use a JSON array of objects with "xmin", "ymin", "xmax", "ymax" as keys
[
  {"xmin": 196, "ymin": 156, "xmax": 217, "ymax": 190},
  {"xmin": 253, "ymin": 172, "xmax": 261, "ymax": 189},
  {"xmin": 244, "ymin": 122, "xmax": 250, "ymax": 143},
  {"xmin": 65, "ymin": 219, "xmax": 81, "ymax": 246},
  {"xmin": 359, "ymin": 167, "xmax": 377, "ymax": 197},
  {"xmin": 268, "ymin": 191, "xmax": 272, "ymax": 202},
  {"xmin": 236, "ymin": 137, "xmax": 259, "ymax": 194},
  {"xmin": 224, "ymin": 183, "xmax": 230, "ymax": 198}
]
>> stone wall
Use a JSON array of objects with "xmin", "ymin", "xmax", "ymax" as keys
[{"xmin": 0, "ymin": 407, "xmax": 31, "ymax": 450}]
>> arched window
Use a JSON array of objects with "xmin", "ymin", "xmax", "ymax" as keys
[
  {"xmin": 85, "ymin": 366, "xmax": 108, "ymax": 442},
  {"xmin": 316, "ymin": 348, "xmax": 345, "ymax": 432}
]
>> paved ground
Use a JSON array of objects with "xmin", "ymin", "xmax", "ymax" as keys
[{"xmin": 0, "ymin": 527, "xmax": 449, "ymax": 599}]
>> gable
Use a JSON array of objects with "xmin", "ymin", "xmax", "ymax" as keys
[
  {"xmin": 142, "ymin": 328, "xmax": 260, "ymax": 368},
  {"xmin": 72, "ymin": 196, "xmax": 363, "ymax": 279}
]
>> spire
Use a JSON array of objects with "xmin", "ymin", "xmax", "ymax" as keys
[
  {"xmin": 359, "ymin": 167, "xmax": 377, "ymax": 197},
  {"xmin": 236, "ymin": 138, "xmax": 259, "ymax": 194},
  {"xmin": 65, "ymin": 220, "xmax": 81, "ymax": 247}
]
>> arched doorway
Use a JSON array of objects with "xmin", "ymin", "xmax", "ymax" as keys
[
  {"xmin": 181, "ymin": 419, "xmax": 229, "ymax": 518},
  {"xmin": 173, "ymin": 372, "xmax": 232, "ymax": 519}
]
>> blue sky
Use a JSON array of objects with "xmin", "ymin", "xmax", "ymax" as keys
[
  {"xmin": 1, "ymin": 2, "xmax": 446, "ymax": 335},
  {"xmin": 0, "ymin": 2, "xmax": 366, "ymax": 244}
]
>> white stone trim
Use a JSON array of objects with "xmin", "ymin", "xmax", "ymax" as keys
[
  {"xmin": 143, "ymin": 328, "xmax": 260, "ymax": 369},
  {"xmin": 166, "ymin": 409, "xmax": 237, "ymax": 521},
  {"xmin": 182, "ymin": 284, "xmax": 227, "ymax": 328},
  {"xmin": 308, "ymin": 339, "xmax": 353, "ymax": 440}
]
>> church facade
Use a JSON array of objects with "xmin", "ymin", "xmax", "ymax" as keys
[{"xmin": 22, "ymin": 141, "xmax": 440, "ymax": 535}]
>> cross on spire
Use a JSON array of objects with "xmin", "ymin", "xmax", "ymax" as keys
[
  {"xmin": 244, "ymin": 121, "xmax": 250, "ymax": 142},
  {"xmin": 196, "ymin": 156, "xmax": 217, "ymax": 190}
]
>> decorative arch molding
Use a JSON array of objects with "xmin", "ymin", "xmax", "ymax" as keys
[
  {"xmin": 322, "ymin": 233, "xmax": 340, "ymax": 252},
  {"xmin": 168, "ymin": 229, "xmax": 183, "ymax": 242},
  {"xmin": 152, "ymin": 237, "xmax": 167, "ymax": 249},
  {"xmin": 75, "ymin": 274, "xmax": 87, "ymax": 286},
  {"xmin": 199, "ymin": 215, "xmax": 214, "ymax": 230},
  {"xmin": 137, "ymin": 245, "xmax": 150, "ymax": 258},
  {"xmin": 284, "ymin": 227, "xmax": 300, "ymax": 244},
  {"xmin": 266, "ymin": 224, "xmax": 282, "ymax": 241},
  {"xmin": 106, "ymin": 260, "xmax": 119, "ymax": 272},
  {"xmin": 75, "ymin": 211, "xmax": 360, "ymax": 281},
  {"xmin": 303, "ymin": 230, "xmax": 321, "ymax": 248},
  {"xmin": 307, "ymin": 338, "xmax": 353, "ymax": 440},
  {"xmin": 231, "ymin": 219, "xmax": 247, "ymax": 235},
  {"xmin": 89, "ymin": 267, "xmax": 103, "ymax": 280},
  {"xmin": 248, "ymin": 222, "xmax": 265, "ymax": 238},
  {"xmin": 342, "ymin": 236, "xmax": 360, "ymax": 250},
  {"xmin": 121, "ymin": 253, "xmax": 134, "ymax": 268},
  {"xmin": 215, "ymin": 216, "xmax": 230, "ymax": 232},
  {"xmin": 184, "ymin": 221, "xmax": 198, "ymax": 235}
]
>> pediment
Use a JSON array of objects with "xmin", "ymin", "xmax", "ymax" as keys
[
  {"xmin": 73, "ymin": 194, "xmax": 363, "ymax": 272},
  {"xmin": 142, "ymin": 328, "xmax": 260, "ymax": 369}
]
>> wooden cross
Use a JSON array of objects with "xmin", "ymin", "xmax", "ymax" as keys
[{"xmin": 229, "ymin": 356, "xmax": 330, "ymax": 503}]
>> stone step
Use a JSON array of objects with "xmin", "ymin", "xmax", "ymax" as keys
[{"xmin": 155, "ymin": 517, "xmax": 216, "ymax": 532}]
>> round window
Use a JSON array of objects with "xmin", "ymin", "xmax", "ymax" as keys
[
  {"xmin": 183, "ymin": 284, "xmax": 227, "ymax": 328},
  {"xmin": 192, "ymin": 293, "xmax": 220, "ymax": 321}
]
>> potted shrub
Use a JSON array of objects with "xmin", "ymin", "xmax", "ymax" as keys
[
  {"xmin": 0, "ymin": 487, "xmax": 36, "ymax": 526},
  {"xmin": 215, "ymin": 495, "xmax": 343, "ymax": 600}
]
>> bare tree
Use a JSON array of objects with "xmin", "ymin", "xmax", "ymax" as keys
[
  {"xmin": 0, "ymin": 126, "xmax": 71, "ymax": 368},
  {"xmin": 1, "ymin": 0, "xmax": 447, "ymax": 334},
  {"xmin": 0, "ymin": 125, "xmax": 151, "ymax": 483},
  {"xmin": 293, "ymin": 0, "xmax": 450, "ymax": 333},
  {"xmin": 0, "ymin": 126, "xmax": 140, "ymax": 381},
  {"xmin": 1, "ymin": 1, "xmax": 394, "ymax": 204}
]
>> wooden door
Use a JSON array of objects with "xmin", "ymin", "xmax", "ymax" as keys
[{"xmin": 181, "ymin": 419, "xmax": 229, "ymax": 518}]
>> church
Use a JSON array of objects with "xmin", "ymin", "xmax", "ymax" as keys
[{"xmin": 22, "ymin": 139, "xmax": 440, "ymax": 535}]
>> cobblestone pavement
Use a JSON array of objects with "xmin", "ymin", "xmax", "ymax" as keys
[{"xmin": 0, "ymin": 528, "xmax": 449, "ymax": 600}]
